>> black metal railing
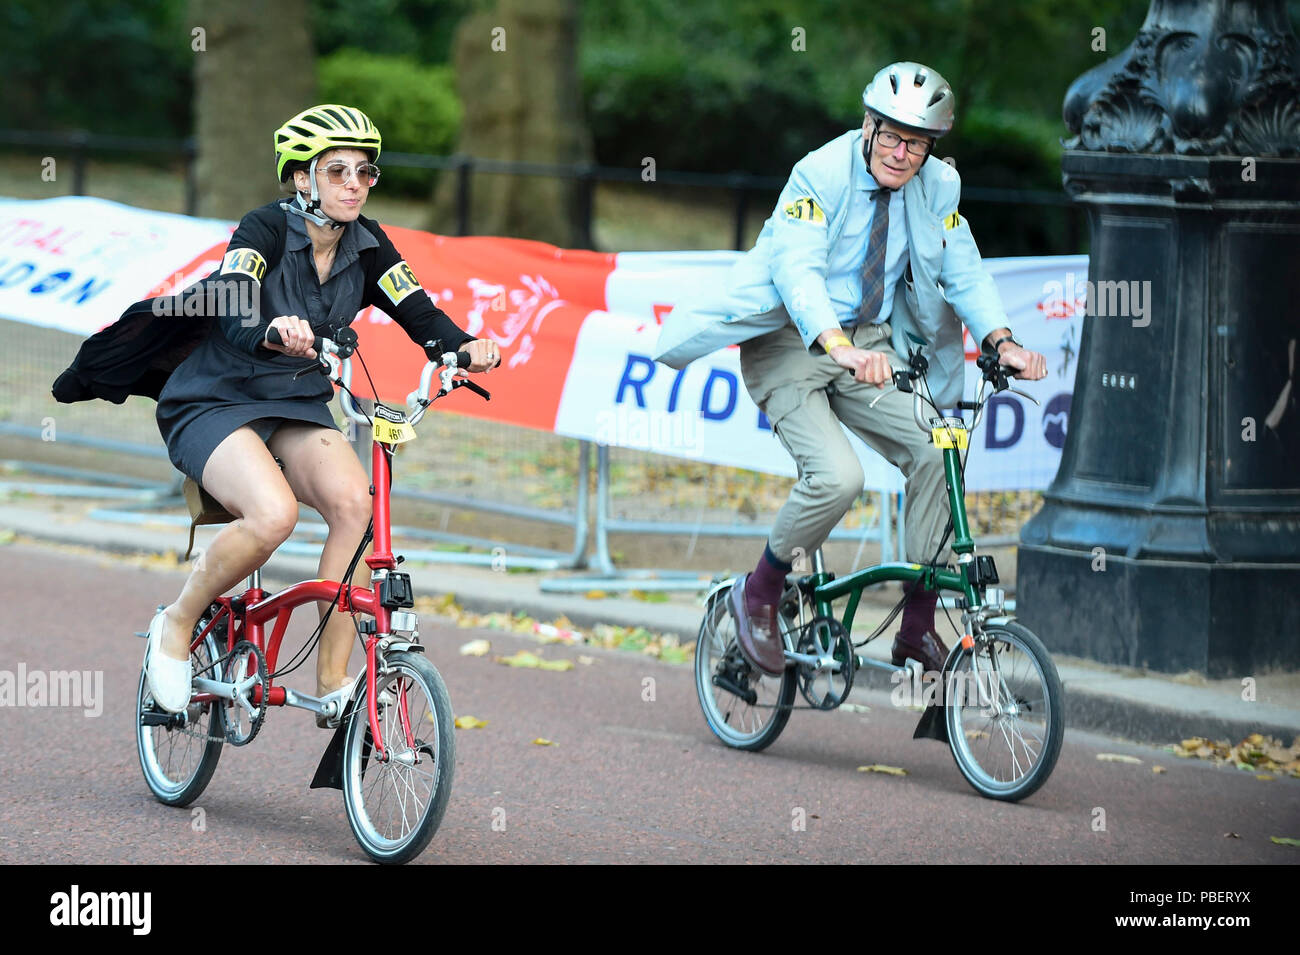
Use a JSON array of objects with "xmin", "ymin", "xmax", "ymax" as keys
[{"xmin": 0, "ymin": 128, "xmax": 1083, "ymax": 252}]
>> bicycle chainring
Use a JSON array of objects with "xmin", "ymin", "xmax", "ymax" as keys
[
  {"xmin": 795, "ymin": 617, "xmax": 856, "ymax": 710},
  {"xmin": 221, "ymin": 640, "xmax": 268, "ymax": 746}
]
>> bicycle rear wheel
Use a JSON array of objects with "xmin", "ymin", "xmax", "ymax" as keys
[
  {"xmin": 341, "ymin": 651, "xmax": 455, "ymax": 864},
  {"xmin": 945, "ymin": 621, "xmax": 1064, "ymax": 802},
  {"xmin": 694, "ymin": 582, "xmax": 798, "ymax": 752},
  {"xmin": 136, "ymin": 607, "xmax": 225, "ymax": 807}
]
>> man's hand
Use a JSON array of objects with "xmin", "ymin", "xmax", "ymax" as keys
[
  {"xmin": 996, "ymin": 343, "xmax": 1047, "ymax": 380},
  {"xmin": 817, "ymin": 328, "xmax": 891, "ymax": 386},
  {"xmin": 829, "ymin": 344, "xmax": 893, "ymax": 386}
]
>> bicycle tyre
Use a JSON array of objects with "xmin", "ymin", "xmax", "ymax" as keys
[
  {"xmin": 694, "ymin": 582, "xmax": 798, "ymax": 752},
  {"xmin": 341, "ymin": 651, "xmax": 455, "ymax": 864},
  {"xmin": 136, "ymin": 607, "xmax": 225, "ymax": 807},
  {"xmin": 944, "ymin": 620, "xmax": 1064, "ymax": 802}
]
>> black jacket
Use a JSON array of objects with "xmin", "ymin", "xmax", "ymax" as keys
[{"xmin": 53, "ymin": 201, "xmax": 472, "ymax": 404}]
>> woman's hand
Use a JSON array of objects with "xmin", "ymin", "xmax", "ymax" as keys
[
  {"xmin": 264, "ymin": 315, "xmax": 317, "ymax": 359},
  {"xmin": 462, "ymin": 338, "xmax": 502, "ymax": 373}
]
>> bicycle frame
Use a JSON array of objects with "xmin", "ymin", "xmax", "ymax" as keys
[
  {"xmin": 807, "ymin": 439, "xmax": 978, "ymax": 627},
  {"xmin": 187, "ymin": 421, "xmax": 412, "ymax": 761}
]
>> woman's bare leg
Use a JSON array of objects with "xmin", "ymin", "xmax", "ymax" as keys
[
  {"xmin": 157, "ymin": 428, "xmax": 299, "ymax": 661},
  {"xmin": 269, "ymin": 424, "xmax": 373, "ymax": 695}
]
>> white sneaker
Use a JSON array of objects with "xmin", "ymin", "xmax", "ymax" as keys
[{"xmin": 146, "ymin": 610, "xmax": 192, "ymax": 714}]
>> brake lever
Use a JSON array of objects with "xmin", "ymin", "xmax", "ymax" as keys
[
  {"xmin": 1006, "ymin": 387, "xmax": 1040, "ymax": 406},
  {"xmin": 455, "ymin": 378, "xmax": 492, "ymax": 401},
  {"xmin": 868, "ymin": 386, "xmax": 897, "ymax": 409}
]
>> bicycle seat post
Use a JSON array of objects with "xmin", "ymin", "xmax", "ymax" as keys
[{"xmin": 248, "ymin": 568, "xmax": 261, "ymax": 591}]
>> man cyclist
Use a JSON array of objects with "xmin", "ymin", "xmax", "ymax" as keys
[{"xmin": 655, "ymin": 63, "xmax": 1046, "ymax": 676}]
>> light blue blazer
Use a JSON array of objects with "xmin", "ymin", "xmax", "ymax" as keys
[{"xmin": 653, "ymin": 129, "xmax": 1008, "ymax": 408}]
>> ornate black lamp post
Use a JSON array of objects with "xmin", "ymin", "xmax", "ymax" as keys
[{"xmin": 1017, "ymin": 0, "xmax": 1300, "ymax": 675}]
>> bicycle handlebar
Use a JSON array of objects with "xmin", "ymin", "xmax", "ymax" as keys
[
  {"xmin": 263, "ymin": 327, "xmax": 487, "ymax": 426},
  {"xmin": 868, "ymin": 346, "xmax": 1038, "ymax": 436}
]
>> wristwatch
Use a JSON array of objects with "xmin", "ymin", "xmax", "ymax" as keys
[{"xmin": 985, "ymin": 333, "xmax": 1019, "ymax": 356}]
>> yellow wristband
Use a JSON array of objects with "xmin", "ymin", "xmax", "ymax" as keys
[{"xmin": 824, "ymin": 334, "xmax": 852, "ymax": 352}]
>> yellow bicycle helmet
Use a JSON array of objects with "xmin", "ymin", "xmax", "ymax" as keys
[{"xmin": 274, "ymin": 104, "xmax": 382, "ymax": 181}]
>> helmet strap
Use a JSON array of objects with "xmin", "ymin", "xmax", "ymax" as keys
[{"xmin": 280, "ymin": 157, "xmax": 344, "ymax": 230}]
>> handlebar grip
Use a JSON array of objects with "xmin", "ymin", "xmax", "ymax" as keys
[
  {"xmin": 455, "ymin": 351, "xmax": 473, "ymax": 370},
  {"xmin": 264, "ymin": 326, "xmax": 325, "ymax": 355}
]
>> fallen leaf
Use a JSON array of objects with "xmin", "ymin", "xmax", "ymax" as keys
[
  {"xmin": 1255, "ymin": 774, "xmax": 1275, "ymax": 781},
  {"xmin": 537, "ymin": 658, "xmax": 575, "ymax": 672},
  {"xmin": 1271, "ymin": 836, "xmax": 1300, "ymax": 847},
  {"xmin": 576, "ymin": 655, "xmax": 596, "ymax": 666},
  {"xmin": 496, "ymin": 650, "xmax": 543, "ymax": 669},
  {"xmin": 966, "ymin": 730, "xmax": 990, "ymax": 740},
  {"xmin": 0, "ymin": 529, "xmax": 15, "ymax": 545},
  {"xmin": 659, "ymin": 644, "xmax": 692, "ymax": 664},
  {"xmin": 534, "ymin": 621, "xmax": 582, "ymax": 643},
  {"xmin": 1097, "ymin": 753, "xmax": 1142, "ymax": 764},
  {"xmin": 630, "ymin": 589, "xmax": 670, "ymax": 603},
  {"xmin": 458, "ymin": 638, "xmax": 491, "ymax": 657},
  {"xmin": 857, "ymin": 764, "xmax": 908, "ymax": 776},
  {"xmin": 1224, "ymin": 832, "xmax": 1240, "ymax": 839},
  {"xmin": 1152, "ymin": 766, "xmax": 1167, "ymax": 774},
  {"xmin": 584, "ymin": 590, "xmax": 607, "ymax": 600},
  {"xmin": 840, "ymin": 703, "xmax": 870, "ymax": 713},
  {"xmin": 454, "ymin": 715, "xmax": 488, "ymax": 729},
  {"xmin": 532, "ymin": 737, "xmax": 556, "ymax": 746}
]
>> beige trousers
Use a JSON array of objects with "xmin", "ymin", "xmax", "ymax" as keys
[{"xmin": 739, "ymin": 321, "xmax": 951, "ymax": 565}]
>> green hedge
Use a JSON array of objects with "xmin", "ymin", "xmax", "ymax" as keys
[{"xmin": 318, "ymin": 48, "xmax": 462, "ymax": 195}]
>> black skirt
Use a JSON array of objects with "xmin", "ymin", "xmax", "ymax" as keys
[{"xmin": 156, "ymin": 330, "xmax": 339, "ymax": 482}]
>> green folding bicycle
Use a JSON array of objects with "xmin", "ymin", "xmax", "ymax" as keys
[{"xmin": 694, "ymin": 338, "xmax": 1064, "ymax": 802}]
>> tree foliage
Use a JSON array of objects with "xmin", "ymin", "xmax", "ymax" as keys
[
  {"xmin": 0, "ymin": 0, "xmax": 191, "ymax": 138},
  {"xmin": 318, "ymin": 49, "xmax": 462, "ymax": 194}
]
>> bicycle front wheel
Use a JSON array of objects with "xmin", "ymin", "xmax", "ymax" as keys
[
  {"xmin": 945, "ymin": 621, "xmax": 1064, "ymax": 802},
  {"xmin": 694, "ymin": 582, "xmax": 797, "ymax": 752},
  {"xmin": 136, "ymin": 607, "xmax": 225, "ymax": 807},
  {"xmin": 341, "ymin": 651, "xmax": 455, "ymax": 864}
]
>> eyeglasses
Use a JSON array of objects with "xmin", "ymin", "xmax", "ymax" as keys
[
  {"xmin": 875, "ymin": 130, "xmax": 932, "ymax": 157},
  {"xmin": 318, "ymin": 161, "xmax": 381, "ymax": 187}
]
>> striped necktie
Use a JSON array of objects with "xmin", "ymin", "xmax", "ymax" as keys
[{"xmin": 857, "ymin": 187, "xmax": 893, "ymax": 325}]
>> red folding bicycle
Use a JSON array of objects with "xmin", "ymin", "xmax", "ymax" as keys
[{"xmin": 134, "ymin": 328, "xmax": 488, "ymax": 864}]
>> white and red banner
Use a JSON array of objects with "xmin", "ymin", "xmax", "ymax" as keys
[{"xmin": 0, "ymin": 196, "xmax": 1087, "ymax": 490}]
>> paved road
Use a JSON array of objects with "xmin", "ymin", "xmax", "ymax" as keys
[{"xmin": 0, "ymin": 542, "xmax": 1296, "ymax": 865}]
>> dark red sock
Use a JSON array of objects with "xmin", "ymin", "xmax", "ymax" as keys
[
  {"xmin": 746, "ymin": 544, "xmax": 791, "ymax": 619},
  {"xmin": 899, "ymin": 581, "xmax": 938, "ymax": 643}
]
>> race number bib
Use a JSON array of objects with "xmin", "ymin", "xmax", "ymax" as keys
[
  {"xmin": 377, "ymin": 261, "xmax": 422, "ymax": 306},
  {"xmin": 220, "ymin": 248, "xmax": 267, "ymax": 283}
]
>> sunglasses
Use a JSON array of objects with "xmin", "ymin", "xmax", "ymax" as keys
[{"xmin": 318, "ymin": 161, "xmax": 381, "ymax": 187}]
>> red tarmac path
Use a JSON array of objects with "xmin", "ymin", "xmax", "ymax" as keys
[{"xmin": 0, "ymin": 542, "xmax": 1296, "ymax": 865}]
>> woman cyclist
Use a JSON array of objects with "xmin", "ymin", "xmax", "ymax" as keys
[{"xmin": 144, "ymin": 104, "xmax": 499, "ymax": 718}]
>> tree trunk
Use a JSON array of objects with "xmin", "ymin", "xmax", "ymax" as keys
[
  {"xmin": 432, "ymin": 0, "xmax": 593, "ymax": 247},
  {"xmin": 190, "ymin": 0, "xmax": 316, "ymax": 220}
]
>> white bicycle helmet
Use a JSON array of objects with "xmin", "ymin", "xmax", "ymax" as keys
[{"xmin": 862, "ymin": 62, "xmax": 955, "ymax": 136}]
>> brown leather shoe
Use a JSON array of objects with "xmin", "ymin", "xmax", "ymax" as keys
[
  {"xmin": 727, "ymin": 574, "xmax": 785, "ymax": 676},
  {"xmin": 891, "ymin": 630, "xmax": 951, "ymax": 673}
]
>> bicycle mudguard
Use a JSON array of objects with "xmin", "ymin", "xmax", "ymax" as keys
[
  {"xmin": 912, "ymin": 701, "xmax": 949, "ymax": 743},
  {"xmin": 309, "ymin": 722, "xmax": 348, "ymax": 790},
  {"xmin": 911, "ymin": 642, "xmax": 963, "ymax": 743}
]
